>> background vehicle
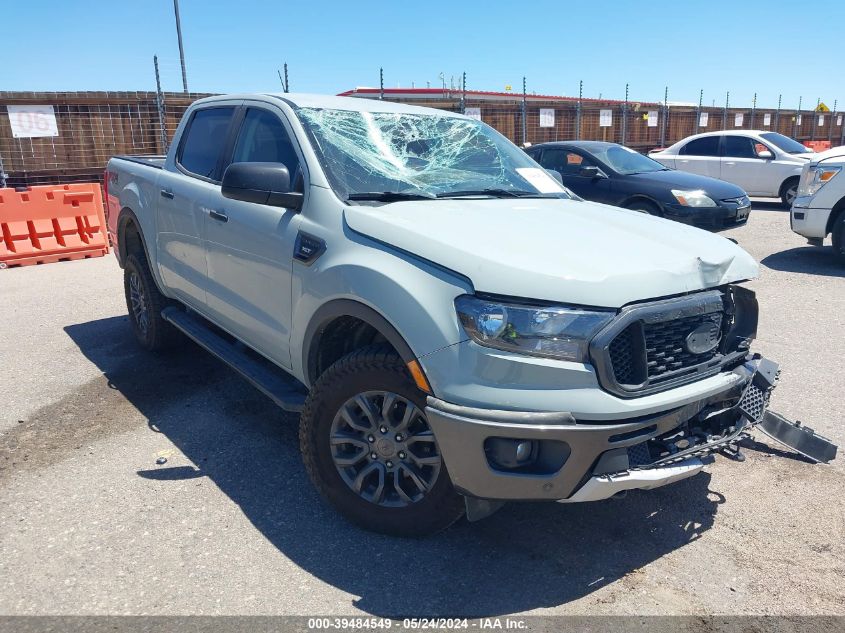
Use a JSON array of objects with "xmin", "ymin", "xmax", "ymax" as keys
[
  {"xmin": 649, "ymin": 131, "xmax": 815, "ymax": 206},
  {"xmin": 526, "ymin": 141, "xmax": 751, "ymax": 229},
  {"xmin": 103, "ymin": 93, "xmax": 811, "ymax": 537},
  {"xmin": 791, "ymin": 145, "xmax": 845, "ymax": 259}
]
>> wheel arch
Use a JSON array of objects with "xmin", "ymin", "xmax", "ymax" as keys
[
  {"xmin": 622, "ymin": 195, "xmax": 663, "ymax": 214},
  {"xmin": 116, "ymin": 207, "xmax": 153, "ymax": 267},
  {"xmin": 302, "ymin": 299, "xmax": 417, "ymax": 387},
  {"xmin": 779, "ymin": 174, "xmax": 800, "ymax": 198}
]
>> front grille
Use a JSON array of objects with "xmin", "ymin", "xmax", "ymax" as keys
[
  {"xmin": 723, "ymin": 195, "xmax": 751, "ymax": 207},
  {"xmin": 591, "ymin": 289, "xmax": 755, "ymax": 398},
  {"xmin": 643, "ymin": 312, "xmax": 723, "ymax": 380}
]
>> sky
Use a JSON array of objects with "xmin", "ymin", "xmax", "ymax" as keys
[{"xmin": 3, "ymin": 0, "xmax": 843, "ymax": 109}]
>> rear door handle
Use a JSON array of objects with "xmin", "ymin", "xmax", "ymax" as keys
[
  {"xmin": 160, "ymin": 189, "xmax": 174, "ymax": 199},
  {"xmin": 209, "ymin": 209, "xmax": 229, "ymax": 223}
]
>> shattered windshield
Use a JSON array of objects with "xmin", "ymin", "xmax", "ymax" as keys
[{"xmin": 295, "ymin": 107, "xmax": 569, "ymax": 202}]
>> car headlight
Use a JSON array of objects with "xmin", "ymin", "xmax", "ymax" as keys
[
  {"xmin": 671, "ymin": 189, "xmax": 718, "ymax": 207},
  {"xmin": 797, "ymin": 165, "xmax": 841, "ymax": 196},
  {"xmin": 454, "ymin": 295, "xmax": 615, "ymax": 362}
]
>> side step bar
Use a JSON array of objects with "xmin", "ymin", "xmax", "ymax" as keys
[{"xmin": 161, "ymin": 307, "xmax": 307, "ymax": 412}]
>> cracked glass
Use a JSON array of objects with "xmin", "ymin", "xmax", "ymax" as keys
[{"xmin": 295, "ymin": 107, "xmax": 570, "ymax": 202}]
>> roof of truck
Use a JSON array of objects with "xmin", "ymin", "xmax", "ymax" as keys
[{"xmin": 196, "ymin": 92, "xmax": 467, "ymax": 117}]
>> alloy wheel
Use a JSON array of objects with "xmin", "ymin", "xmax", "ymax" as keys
[
  {"xmin": 329, "ymin": 390, "xmax": 442, "ymax": 507},
  {"xmin": 128, "ymin": 271, "xmax": 149, "ymax": 336}
]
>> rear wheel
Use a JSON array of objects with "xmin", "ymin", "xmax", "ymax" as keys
[
  {"xmin": 299, "ymin": 345, "xmax": 464, "ymax": 536},
  {"xmin": 780, "ymin": 177, "xmax": 799, "ymax": 207},
  {"xmin": 123, "ymin": 252, "xmax": 179, "ymax": 351}
]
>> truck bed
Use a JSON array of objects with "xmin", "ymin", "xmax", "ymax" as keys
[{"xmin": 112, "ymin": 155, "xmax": 166, "ymax": 169}]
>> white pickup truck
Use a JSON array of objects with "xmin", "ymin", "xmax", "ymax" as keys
[
  {"xmin": 790, "ymin": 145, "xmax": 845, "ymax": 259},
  {"xmin": 104, "ymin": 93, "xmax": 836, "ymax": 536}
]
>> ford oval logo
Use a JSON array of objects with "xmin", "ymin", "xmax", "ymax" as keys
[{"xmin": 685, "ymin": 322, "xmax": 721, "ymax": 355}]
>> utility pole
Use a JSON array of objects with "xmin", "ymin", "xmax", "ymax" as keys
[
  {"xmin": 723, "ymin": 91, "xmax": 729, "ymax": 130},
  {"xmin": 659, "ymin": 86, "xmax": 668, "ymax": 148},
  {"xmin": 284, "ymin": 63, "xmax": 289, "ymax": 93},
  {"xmin": 379, "ymin": 67, "xmax": 384, "ymax": 100},
  {"xmin": 173, "ymin": 0, "xmax": 188, "ymax": 93},
  {"xmin": 460, "ymin": 71, "xmax": 466, "ymax": 114},
  {"xmin": 153, "ymin": 55, "xmax": 168, "ymax": 152}
]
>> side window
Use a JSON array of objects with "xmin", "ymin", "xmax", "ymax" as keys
[
  {"xmin": 723, "ymin": 136, "xmax": 757, "ymax": 158},
  {"xmin": 680, "ymin": 136, "xmax": 720, "ymax": 157},
  {"xmin": 231, "ymin": 109, "xmax": 301, "ymax": 185},
  {"xmin": 541, "ymin": 149, "xmax": 594, "ymax": 175},
  {"xmin": 178, "ymin": 107, "xmax": 236, "ymax": 180}
]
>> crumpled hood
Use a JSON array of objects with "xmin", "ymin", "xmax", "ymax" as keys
[{"xmin": 344, "ymin": 197, "xmax": 759, "ymax": 308}]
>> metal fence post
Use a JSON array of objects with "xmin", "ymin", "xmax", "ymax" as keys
[
  {"xmin": 696, "ymin": 89, "xmax": 703, "ymax": 134},
  {"xmin": 750, "ymin": 93, "xmax": 756, "ymax": 129},
  {"xmin": 829, "ymin": 99, "xmax": 837, "ymax": 143},
  {"xmin": 153, "ymin": 55, "xmax": 168, "ymax": 153},
  {"xmin": 284, "ymin": 63, "xmax": 289, "ymax": 93},
  {"xmin": 521, "ymin": 77, "xmax": 527, "ymax": 146},
  {"xmin": 0, "ymin": 152, "xmax": 7, "ymax": 188},
  {"xmin": 379, "ymin": 67, "xmax": 384, "ymax": 100},
  {"xmin": 460, "ymin": 72, "xmax": 466, "ymax": 114},
  {"xmin": 575, "ymin": 80, "xmax": 582, "ymax": 140},
  {"xmin": 794, "ymin": 96, "xmax": 802, "ymax": 138},
  {"xmin": 621, "ymin": 83, "xmax": 629, "ymax": 146},
  {"xmin": 774, "ymin": 94, "xmax": 781, "ymax": 132},
  {"xmin": 811, "ymin": 98, "xmax": 820, "ymax": 142},
  {"xmin": 723, "ymin": 91, "xmax": 729, "ymax": 130},
  {"xmin": 659, "ymin": 86, "xmax": 668, "ymax": 148}
]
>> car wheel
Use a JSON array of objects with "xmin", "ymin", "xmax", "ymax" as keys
[
  {"xmin": 123, "ymin": 253, "xmax": 179, "ymax": 351},
  {"xmin": 626, "ymin": 200, "xmax": 660, "ymax": 215},
  {"xmin": 833, "ymin": 213, "xmax": 845, "ymax": 261},
  {"xmin": 780, "ymin": 177, "xmax": 799, "ymax": 208},
  {"xmin": 299, "ymin": 345, "xmax": 465, "ymax": 536}
]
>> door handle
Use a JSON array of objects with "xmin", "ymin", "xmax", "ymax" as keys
[
  {"xmin": 208, "ymin": 209, "xmax": 229, "ymax": 223},
  {"xmin": 160, "ymin": 189, "xmax": 174, "ymax": 199}
]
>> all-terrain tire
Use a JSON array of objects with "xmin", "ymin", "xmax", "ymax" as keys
[
  {"xmin": 832, "ymin": 212, "xmax": 845, "ymax": 261},
  {"xmin": 299, "ymin": 345, "xmax": 465, "ymax": 536},
  {"xmin": 123, "ymin": 252, "xmax": 180, "ymax": 352}
]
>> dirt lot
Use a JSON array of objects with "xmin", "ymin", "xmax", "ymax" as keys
[{"xmin": 0, "ymin": 201, "xmax": 843, "ymax": 617}]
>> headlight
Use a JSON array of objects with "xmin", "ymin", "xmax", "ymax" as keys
[
  {"xmin": 671, "ymin": 189, "xmax": 718, "ymax": 207},
  {"xmin": 797, "ymin": 165, "xmax": 841, "ymax": 196},
  {"xmin": 455, "ymin": 295, "xmax": 614, "ymax": 362}
]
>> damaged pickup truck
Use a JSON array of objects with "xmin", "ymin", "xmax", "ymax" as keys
[{"xmin": 104, "ymin": 94, "xmax": 837, "ymax": 536}]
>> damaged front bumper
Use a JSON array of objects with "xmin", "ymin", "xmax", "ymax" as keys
[{"xmin": 425, "ymin": 356, "xmax": 837, "ymax": 514}]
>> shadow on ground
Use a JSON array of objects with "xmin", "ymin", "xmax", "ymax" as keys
[
  {"xmin": 62, "ymin": 316, "xmax": 725, "ymax": 616},
  {"xmin": 761, "ymin": 245, "xmax": 844, "ymax": 278}
]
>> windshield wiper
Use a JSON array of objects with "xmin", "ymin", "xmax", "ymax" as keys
[
  {"xmin": 346, "ymin": 191, "xmax": 436, "ymax": 202},
  {"xmin": 436, "ymin": 188, "xmax": 543, "ymax": 198}
]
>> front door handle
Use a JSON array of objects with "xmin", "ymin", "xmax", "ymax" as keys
[
  {"xmin": 160, "ymin": 189, "xmax": 174, "ymax": 199},
  {"xmin": 209, "ymin": 209, "xmax": 229, "ymax": 223}
]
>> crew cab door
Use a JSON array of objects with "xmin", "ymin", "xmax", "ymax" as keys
[
  {"xmin": 157, "ymin": 105, "xmax": 238, "ymax": 309},
  {"xmin": 537, "ymin": 147, "xmax": 615, "ymax": 203},
  {"xmin": 202, "ymin": 104, "xmax": 304, "ymax": 370}
]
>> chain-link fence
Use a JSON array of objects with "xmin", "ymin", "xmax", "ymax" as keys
[
  {"xmin": 2, "ymin": 90, "xmax": 843, "ymax": 189},
  {"xmin": 0, "ymin": 91, "xmax": 210, "ymax": 188}
]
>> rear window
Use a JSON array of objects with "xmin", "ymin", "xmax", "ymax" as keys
[
  {"xmin": 178, "ymin": 107, "xmax": 236, "ymax": 180},
  {"xmin": 680, "ymin": 136, "xmax": 720, "ymax": 157}
]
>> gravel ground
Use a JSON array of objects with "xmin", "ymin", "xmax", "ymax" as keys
[{"xmin": 0, "ymin": 201, "xmax": 842, "ymax": 617}]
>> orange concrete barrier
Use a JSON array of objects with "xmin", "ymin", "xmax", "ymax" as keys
[
  {"xmin": 0, "ymin": 183, "xmax": 109, "ymax": 268},
  {"xmin": 803, "ymin": 140, "xmax": 832, "ymax": 153}
]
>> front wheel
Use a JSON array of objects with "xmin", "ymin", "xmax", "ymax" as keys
[
  {"xmin": 781, "ymin": 177, "xmax": 799, "ymax": 208},
  {"xmin": 123, "ymin": 253, "xmax": 179, "ymax": 351},
  {"xmin": 626, "ymin": 200, "xmax": 660, "ymax": 215},
  {"xmin": 832, "ymin": 213, "xmax": 845, "ymax": 261},
  {"xmin": 299, "ymin": 345, "xmax": 464, "ymax": 536}
]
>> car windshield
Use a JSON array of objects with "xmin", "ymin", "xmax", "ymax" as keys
[
  {"xmin": 760, "ymin": 132, "xmax": 812, "ymax": 154},
  {"xmin": 588, "ymin": 145, "xmax": 669, "ymax": 175},
  {"xmin": 295, "ymin": 107, "xmax": 570, "ymax": 201}
]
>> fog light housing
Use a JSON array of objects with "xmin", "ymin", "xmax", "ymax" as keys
[{"xmin": 485, "ymin": 438, "xmax": 537, "ymax": 470}]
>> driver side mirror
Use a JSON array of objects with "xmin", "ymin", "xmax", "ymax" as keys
[
  {"xmin": 221, "ymin": 162, "xmax": 304, "ymax": 211},
  {"xmin": 758, "ymin": 150, "xmax": 774, "ymax": 160},
  {"xmin": 545, "ymin": 169, "xmax": 563, "ymax": 184},
  {"xmin": 579, "ymin": 165, "xmax": 606, "ymax": 179}
]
